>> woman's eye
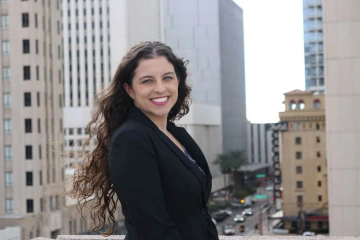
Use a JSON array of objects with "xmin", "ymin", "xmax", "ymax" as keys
[
  {"xmin": 164, "ymin": 76, "xmax": 173, "ymax": 80},
  {"xmin": 142, "ymin": 79, "xmax": 152, "ymax": 83}
]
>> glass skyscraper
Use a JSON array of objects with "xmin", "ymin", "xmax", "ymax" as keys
[{"xmin": 303, "ymin": 0, "xmax": 324, "ymax": 92}]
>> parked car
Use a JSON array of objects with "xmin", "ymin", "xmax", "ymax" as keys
[
  {"xmin": 234, "ymin": 214, "xmax": 245, "ymax": 223},
  {"xmin": 303, "ymin": 231, "xmax": 315, "ymax": 236},
  {"xmin": 222, "ymin": 225, "xmax": 235, "ymax": 235},
  {"xmin": 242, "ymin": 208, "xmax": 253, "ymax": 216}
]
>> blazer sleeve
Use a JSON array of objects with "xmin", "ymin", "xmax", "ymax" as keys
[{"xmin": 108, "ymin": 129, "xmax": 183, "ymax": 240}]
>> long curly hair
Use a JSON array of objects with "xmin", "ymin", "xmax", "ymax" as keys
[{"xmin": 67, "ymin": 41, "xmax": 192, "ymax": 236}]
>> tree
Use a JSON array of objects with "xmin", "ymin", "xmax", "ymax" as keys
[{"xmin": 213, "ymin": 150, "xmax": 248, "ymax": 189}]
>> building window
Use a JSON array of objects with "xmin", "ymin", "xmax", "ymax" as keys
[
  {"xmin": 4, "ymin": 119, "xmax": 11, "ymax": 134},
  {"xmin": 25, "ymin": 118, "xmax": 32, "ymax": 133},
  {"xmin": 69, "ymin": 128, "xmax": 74, "ymax": 135},
  {"xmin": 6, "ymin": 199, "xmax": 13, "ymax": 213},
  {"xmin": 294, "ymin": 122, "xmax": 301, "ymax": 131},
  {"xmin": 35, "ymin": 13, "xmax": 38, "ymax": 28},
  {"xmin": 22, "ymin": 13, "xmax": 29, "ymax": 27},
  {"xmin": 55, "ymin": 195, "xmax": 59, "ymax": 209},
  {"xmin": 3, "ymin": 93, "xmax": 10, "ymax": 107},
  {"xmin": 5, "ymin": 146, "xmax": 12, "ymax": 160},
  {"xmin": 2, "ymin": 41, "xmax": 10, "ymax": 55},
  {"xmin": 2, "ymin": 67, "xmax": 10, "ymax": 81},
  {"xmin": 25, "ymin": 145, "xmax": 33, "ymax": 159},
  {"xmin": 77, "ymin": 128, "xmax": 82, "ymax": 135},
  {"xmin": 318, "ymin": 195, "xmax": 322, "ymax": 202},
  {"xmin": 26, "ymin": 199, "xmax": 34, "ymax": 213},
  {"xmin": 39, "ymin": 145, "xmax": 42, "ymax": 159},
  {"xmin": 297, "ymin": 195, "xmax": 303, "ymax": 204},
  {"xmin": 37, "ymin": 92, "xmax": 40, "ymax": 106},
  {"xmin": 289, "ymin": 100, "xmax": 296, "ymax": 110},
  {"xmin": 38, "ymin": 118, "xmax": 41, "ymax": 133},
  {"xmin": 316, "ymin": 136, "xmax": 320, "ymax": 143},
  {"xmin": 5, "ymin": 172, "xmax": 13, "ymax": 187},
  {"xmin": 296, "ymin": 181, "xmax": 303, "ymax": 189},
  {"xmin": 1, "ymin": 15, "xmax": 9, "ymax": 29},
  {"xmin": 316, "ymin": 123, "xmax": 320, "ymax": 130},
  {"xmin": 26, "ymin": 171, "xmax": 33, "ymax": 186},
  {"xmin": 36, "ymin": 40, "xmax": 39, "ymax": 54},
  {"xmin": 39, "ymin": 170, "xmax": 42, "ymax": 185},
  {"xmin": 50, "ymin": 196, "xmax": 53, "ymax": 211},
  {"xmin": 296, "ymin": 166, "xmax": 302, "ymax": 174},
  {"xmin": 23, "ymin": 39, "xmax": 30, "ymax": 53},
  {"xmin": 40, "ymin": 198, "xmax": 43, "ymax": 212},
  {"xmin": 24, "ymin": 66, "xmax": 31, "ymax": 80},
  {"xmin": 318, "ymin": 181, "xmax": 322, "ymax": 187},
  {"xmin": 296, "ymin": 151, "xmax": 302, "ymax": 159},
  {"xmin": 24, "ymin": 92, "xmax": 31, "ymax": 106},
  {"xmin": 298, "ymin": 100, "xmax": 305, "ymax": 110},
  {"xmin": 295, "ymin": 137, "xmax": 301, "ymax": 145},
  {"xmin": 317, "ymin": 166, "xmax": 321, "ymax": 172},
  {"xmin": 317, "ymin": 151, "xmax": 321, "ymax": 158},
  {"xmin": 313, "ymin": 99, "xmax": 321, "ymax": 109}
]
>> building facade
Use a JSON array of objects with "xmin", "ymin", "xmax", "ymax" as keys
[
  {"xmin": 303, "ymin": 0, "xmax": 324, "ymax": 92},
  {"xmin": 323, "ymin": 0, "xmax": 360, "ymax": 236},
  {"xmin": 247, "ymin": 123, "xmax": 273, "ymax": 167},
  {"xmin": 279, "ymin": 90, "xmax": 328, "ymax": 234},
  {"xmin": 0, "ymin": 0, "xmax": 65, "ymax": 239}
]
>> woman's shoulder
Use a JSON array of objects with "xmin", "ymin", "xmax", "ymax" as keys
[{"xmin": 111, "ymin": 118, "xmax": 151, "ymax": 144}]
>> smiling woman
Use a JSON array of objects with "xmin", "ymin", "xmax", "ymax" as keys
[{"xmin": 67, "ymin": 41, "xmax": 219, "ymax": 240}]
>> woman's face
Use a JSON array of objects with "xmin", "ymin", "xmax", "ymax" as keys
[{"xmin": 124, "ymin": 56, "xmax": 179, "ymax": 121}]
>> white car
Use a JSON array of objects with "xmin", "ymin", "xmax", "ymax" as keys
[{"xmin": 303, "ymin": 231, "xmax": 315, "ymax": 236}]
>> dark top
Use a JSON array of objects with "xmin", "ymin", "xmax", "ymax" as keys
[{"xmin": 108, "ymin": 107, "xmax": 219, "ymax": 240}]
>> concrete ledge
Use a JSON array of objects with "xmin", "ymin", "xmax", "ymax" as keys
[{"xmin": 33, "ymin": 236, "xmax": 360, "ymax": 240}]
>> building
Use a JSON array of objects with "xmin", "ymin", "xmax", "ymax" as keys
[
  {"xmin": 279, "ymin": 90, "xmax": 328, "ymax": 234},
  {"xmin": 0, "ymin": 227, "xmax": 21, "ymax": 240},
  {"xmin": 62, "ymin": 0, "xmax": 162, "ymax": 167},
  {"xmin": 163, "ymin": 0, "xmax": 248, "ymax": 191},
  {"xmin": 303, "ymin": 0, "xmax": 324, "ymax": 92},
  {"xmin": 247, "ymin": 123, "xmax": 273, "ymax": 167},
  {"xmin": 323, "ymin": 0, "xmax": 360, "ymax": 236},
  {"xmin": 0, "ymin": 0, "xmax": 65, "ymax": 239}
]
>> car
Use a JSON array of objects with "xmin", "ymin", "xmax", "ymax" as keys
[
  {"xmin": 233, "ymin": 214, "xmax": 245, "ymax": 222},
  {"xmin": 303, "ymin": 231, "xmax": 315, "ymax": 236},
  {"xmin": 222, "ymin": 224, "xmax": 235, "ymax": 235},
  {"xmin": 213, "ymin": 212, "xmax": 228, "ymax": 222},
  {"xmin": 242, "ymin": 208, "xmax": 253, "ymax": 216},
  {"xmin": 219, "ymin": 209, "xmax": 232, "ymax": 216}
]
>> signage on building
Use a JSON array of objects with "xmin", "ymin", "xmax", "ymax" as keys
[{"xmin": 267, "ymin": 122, "xmax": 288, "ymax": 210}]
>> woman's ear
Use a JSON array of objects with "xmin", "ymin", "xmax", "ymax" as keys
[{"xmin": 123, "ymin": 83, "xmax": 134, "ymax": 99}]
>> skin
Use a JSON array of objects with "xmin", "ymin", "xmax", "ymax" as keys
[{"xmin": 124, "ymin": 56, "xmax": 184, "ymax": 152}]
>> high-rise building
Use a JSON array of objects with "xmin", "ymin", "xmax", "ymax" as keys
[
  {"xmin": 279, "ymin": 90, "xmax": 328, "ymax": 234},
  {"xmin": 247, "ymin": 123, "xmax": 273, "ymax": 166},
  {"xmin": 0, "ymin": 0, "xmax": 65, "ymax": 239},
  {"xmin": 62, "ymin": 0, "xmax": 161, "ymax": 166},
  {"xmin": 323, "ymin": 0, "xmax": 360, "ymax": 236},
  {"xmin": 303, "ymin": 0, "xmax": 324, "ymax": 92},
  {"xmin": 163, "ymin": 0, "xmax": 248, "ymax": 191}
]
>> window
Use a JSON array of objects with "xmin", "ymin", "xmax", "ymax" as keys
[
  {"xmin": 50, "ymin": 196, "xmax": 53, "ymax": 211},
  {"xmin": 318, "ymin": 195, "xmax": 322, "ymax": 202},
  {"xmin": 1, "ymin": 0, "xmax": 8, "ymax": 3},
  {"xmin": 22, "ymin": 13, "xmax": 29, "ymax": 27},
  {"xmin": 37, "ymin": 92, "xmax": 40, "ymax": 106},
  {"xmin": 37, "ymin": 118, "xmax": 41, "ymax": 133},
  {"xmin": 26, "ymin": 172, "xmax": 33, "ymax": 186},
  {"xmin": 24, "ymin": 66, "xmax": 31, "ymax": 80},
  {"xmin": 26, "ymin": 199, "xmax": 34, "ymax": 213},
  {"xmin": 25, "ymin": 119, "xmax": 32, "ymax": 133},
  {"xmin": 36, "ymin": 40, "xmax": 39, "ymax": 54},
  {"xmin": 298, "ymin": 100, "xmax": 305, "ymax": 110},
  {"xmin": 36, "ymin": 66, "xmax": 39, "ymax": 80},
  {"xmin": 5, "ymin": 146, "xmax": 12, "ymax": 160},
  {"xmin": 55, "ymin": 195, "xmax": 59, "ymax": 209},
  {"xmin": 296, "ymin": 181, "xmax": 303, "ymax": 189},
  {"xmin": 23, "ymin": 39, "xmax": 30, "ymax": 53},
  {"xmin": 35, "ymin": 13, "xmax": 38, "ymax": 28},
  {"xmin": 4, "ymin": 119, "xmax": 11, "ymax": 134},
  {"xmin": 289, "ymin": 100, "xmax": 296, "ymax": 110},
  {"xmin": 294, "ymin": 122, "xmax": 301, "ymax": 131},
  {"xmin": 296, "ymin": 151, "xmax": 302, "ymax": 159},
  {"xmin": 39, "ymin": 170, "xmax": 42, "ymax": 185},
  {"xmin": 317, "ymin": 166, "xmax": 321, "ymax": 172},
  {"xmin": 3, "ymin": 93, "xmax": 10, "ymax": 107},
  {"xmin": 2, "ymin": 41, "xmax": 10, "ymax": 55},
  {"xmin": 1, "ymin": 15, "xmax": 9, "ymax": 29},
  {"xmin": 316, "ymin": 123, "xmax": 320, "ymax": 130},
  {"xmin": 2, "ymin": 67, "xmax": 10, "ymax": 81},
  {"xmin": 297, "ymin": 195, "xmax": 303, "ymax": 204},
  {"xmin": 77, "ymin": 128, "xmax": 82, "ymax": 135},
  {"xmin": 24, "ymin": 92, "xmax": 31, "ymax": 106},
  {"xmin": 40, "ymin": 198, "xmax": 44, "ymax": 212},
  {"xmin": 69, "ymin": 128, "xmax": 74, "ymax": 135},
  {"xmin": 317, "ymin": 151, "xmax": 321, "ymax": 158},
  {"xmin": 318, "ymin": 181, "xmax": 322, "ymax": 187},
  {"xmin": 316, "ymin": 136, "xmax": 320, "ymax": 143},
  {"xmin": 6, "ymin": 199, "xmax": 13, "ymax": 213},
  {"xmin": 296, "ymin": 166, "xmax": 302, "ymax": 174},
  {"xmin": 313, "ymin": 99, "xmax": 321, "ymax": 109},
  {"xmin": 39, "ymin": 145, "xmax": 42, "ymax": 159},
  {"xmin": 295, "ymin": 137, "xmax": 301, "ymax": 145},
  {"xmin": 25, "ymin": 145, "xmax": 33, "ymax": 159},
  {"xmin": 5, "ymin": 172, "xmax": 13, "ymax": 187}
]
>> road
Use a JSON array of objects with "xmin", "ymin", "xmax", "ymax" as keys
[{"xmin": 215, "ymin": 200, "xmax": 270, "ymax": 236}]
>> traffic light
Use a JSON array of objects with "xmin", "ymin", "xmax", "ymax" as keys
[
  {"xmin": 239, "ymin": 225, "xmax": 245, "ymax": 232},
  {"xmin": 240, "ymin": 199, "xmax": 245, "ymax": 204}
]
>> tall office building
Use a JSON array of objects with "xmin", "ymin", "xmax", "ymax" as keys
[
  {"xmin": 323, "ymin": 0, "xmax": 360, "ymax": 236},
  {"xmin": 163, "ymin": 0, "xmax": 248, "ymax": 191},
  {"xmin": 0, "ymin": 0, "xmax": 65, "ymax": 239},
  {"xmin": 62, "ymin": 0, "xmax": 161, "ymax": 166},
  {"xmin": 247, "ymin": 123, "xmax": 273, "ymax": 167},
  {"xmin": 303, "ymin": 0, "xmax": 324, "ymax": 92}
]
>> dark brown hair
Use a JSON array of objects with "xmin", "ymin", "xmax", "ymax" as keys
[{"xmin": 66, "ymin": 41, "xmax": 191, "ymax": 236}]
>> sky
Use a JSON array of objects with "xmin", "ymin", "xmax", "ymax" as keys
[{"xmin": 234, "ymin": 0, "xmax": 305, "ymax": 123}]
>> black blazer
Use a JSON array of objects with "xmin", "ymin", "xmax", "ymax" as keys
[{"xmin": 108, "ymin": 107, "xmax": 219, "ymax": 240}]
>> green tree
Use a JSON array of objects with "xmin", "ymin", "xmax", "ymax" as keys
[{"xmin": 213, "ymin": 150, "xmax": 248, "ymax": 189}]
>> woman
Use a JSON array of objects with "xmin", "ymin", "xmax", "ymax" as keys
[{"xmin": 69, "ymin": 41, "xmax": 219, "ymax": 240}]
